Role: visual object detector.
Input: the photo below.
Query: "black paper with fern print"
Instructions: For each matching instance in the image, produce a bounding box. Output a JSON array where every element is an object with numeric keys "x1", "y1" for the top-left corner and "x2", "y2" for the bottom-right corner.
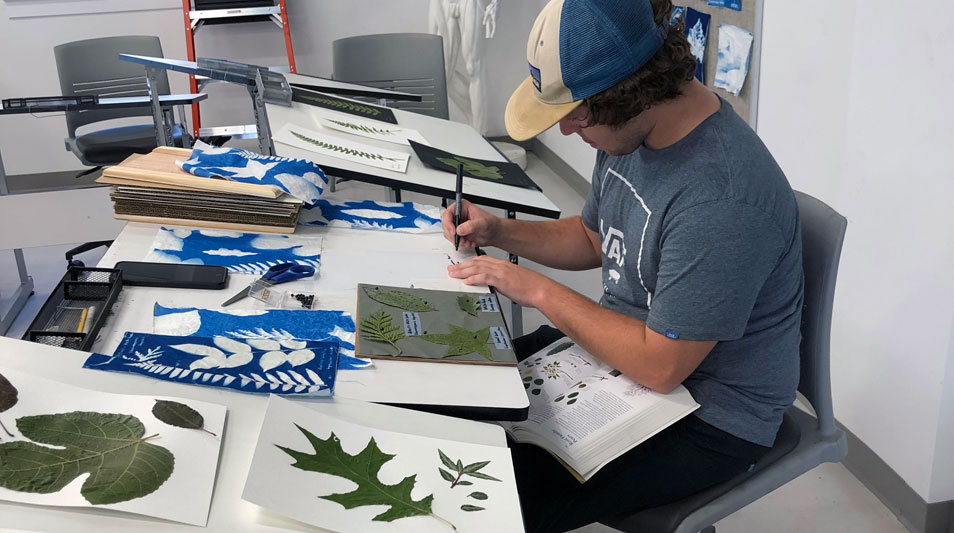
[
  {"x1": 291, "y1": 87, "x2": 398, "y2": 124},
  {"x1": 408, "y1": 140, "x2": 541, "y2": 191}
]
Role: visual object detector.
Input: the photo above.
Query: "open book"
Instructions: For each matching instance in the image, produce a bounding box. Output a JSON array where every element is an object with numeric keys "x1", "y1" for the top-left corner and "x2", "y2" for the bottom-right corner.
[{"x1": 500, "y1": 337, "x2": 699, "y2": 482}]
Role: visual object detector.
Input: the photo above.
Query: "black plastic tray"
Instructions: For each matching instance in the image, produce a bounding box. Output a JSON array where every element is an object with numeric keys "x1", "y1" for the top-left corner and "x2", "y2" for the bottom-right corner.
[{"x1": 25, "y1": 267, "x2": 122, "y2": 352}]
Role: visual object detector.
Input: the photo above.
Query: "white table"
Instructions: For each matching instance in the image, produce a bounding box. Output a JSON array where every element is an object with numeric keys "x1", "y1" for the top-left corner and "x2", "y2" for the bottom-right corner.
[
  {"x1": 0, "y1": 336, "x2": 509, "y2": 532},
  {"x1": 91, "y1": 222, "x2": 530, "y2": 421}
]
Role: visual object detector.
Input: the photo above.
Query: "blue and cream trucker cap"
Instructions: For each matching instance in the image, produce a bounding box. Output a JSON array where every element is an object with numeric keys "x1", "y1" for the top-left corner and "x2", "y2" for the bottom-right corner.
[{"x1": 505, "y1": 0, "x2": 669, "y2": 141}]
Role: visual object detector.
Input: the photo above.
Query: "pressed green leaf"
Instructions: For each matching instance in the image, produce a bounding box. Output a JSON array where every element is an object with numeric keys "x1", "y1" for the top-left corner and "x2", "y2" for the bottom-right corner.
[
  {"x1": 277, "y1": 426, "x2": 455, "y2": 528},
  {"x1": 464, "y1": 470, "x2": 502, "y2": 482},
  {"x1": 290, "y1": 130, "x2": 400, "y2": 163},
  {"x1": 456, "y1": 294, "x2": 480, "y2": 317},
  {"x1": 360, "y1": 310, "x2": 405, "y2": 355},
  {"x1": 438, "y1": 449, "x2": 457, "y2": 471},
  {"x1": 439, "y1": 468, "x2": 456, "y2": 482},
  {"x1": 0, "y1": 373, "x2": 17, "y2": 438},
  {"x1": 421, "y1": 325, "x2": 492, "y2": 360},
  {"x1": 436, "y1": 156, "x2": 503, "y2": 180},
  {"x1": 152, "y1": 400, "x2": 216, "y2": 437},
  {"x1": 462, "y1": 460, "x2": 491, "y2": 474},
  {"x1": 455, "y1": 459, "x2": 463, "y2": 471},
  {"x1": 533, "y1": 379, "x2": 544, "y2": 386},
  {"x1": 0, "y1": 411, "x2": 174, "y2": 504},
  {"x1": 468, "y1": 491, "x2": 488, "y2": 500},
  {"x1": 460, "y1": 504, "x2": 486, "y2": 512},
  {"x1": 327, "y1": 119, "x2": 397, "y2": 136},
  {"x1": 456, "y1": 480, "x2": 473, "y2": 486},
  {"x1": 364, "y1": 287, "x2": 437, "y2": 312},
  {"x1": 546, "y1": 341, "x2": 575, "y2": 356},
  {"x1": 297, "y1": 93, "x2": 382, "y2": 116}
]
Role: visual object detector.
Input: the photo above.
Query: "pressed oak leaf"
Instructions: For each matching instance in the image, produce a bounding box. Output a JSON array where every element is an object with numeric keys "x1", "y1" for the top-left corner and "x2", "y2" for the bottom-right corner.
[
  {"x1": 421, "y1": 325, "x2": 492, "y2": 360},
  {"x1": 0, "y1": 411, "x2": 173, "y2": 504},
  {"x1": 277, "y1": 425, "x2": 455, "y2": 529}
]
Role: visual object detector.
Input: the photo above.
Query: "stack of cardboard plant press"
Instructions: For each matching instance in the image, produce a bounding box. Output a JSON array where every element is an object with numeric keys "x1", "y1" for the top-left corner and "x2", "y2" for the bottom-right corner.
[{"x1": 97, "y1": 146, "x2": 303, "y2": 234}]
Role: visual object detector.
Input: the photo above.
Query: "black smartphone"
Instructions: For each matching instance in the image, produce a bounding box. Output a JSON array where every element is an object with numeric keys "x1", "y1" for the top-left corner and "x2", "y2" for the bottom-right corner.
[{"x1": 115, "y1": 261, "x2": 229, "y2": 290}]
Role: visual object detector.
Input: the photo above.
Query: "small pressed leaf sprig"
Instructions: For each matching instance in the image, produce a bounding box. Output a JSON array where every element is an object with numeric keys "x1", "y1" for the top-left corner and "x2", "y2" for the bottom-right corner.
[
  {"x1": 291, "y1": 130, "x2": 400, "y2": 163},
  {"x1": 360, "y1": 310, "x2": 405, "y2": 355},
  {"x1": 438, "y1": 449, "x2": 500, "y2": 513}
]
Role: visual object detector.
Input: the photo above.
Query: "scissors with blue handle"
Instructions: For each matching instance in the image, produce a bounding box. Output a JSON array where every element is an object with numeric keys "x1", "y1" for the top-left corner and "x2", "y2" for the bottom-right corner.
[{"x1": 221, "y1": 262, "x2": 315, "y2": 306}]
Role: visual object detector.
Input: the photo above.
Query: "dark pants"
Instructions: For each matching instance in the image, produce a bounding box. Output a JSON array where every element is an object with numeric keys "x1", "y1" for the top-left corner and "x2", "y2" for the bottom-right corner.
[{"x1": 511, "y1": 326, "x2": 770, "y2": 533}]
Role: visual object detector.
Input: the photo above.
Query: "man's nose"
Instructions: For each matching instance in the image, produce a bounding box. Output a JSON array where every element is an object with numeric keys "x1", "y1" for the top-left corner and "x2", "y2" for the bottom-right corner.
[{"x1": 559, "y1": 116, "x2": 579, "y2": 136}]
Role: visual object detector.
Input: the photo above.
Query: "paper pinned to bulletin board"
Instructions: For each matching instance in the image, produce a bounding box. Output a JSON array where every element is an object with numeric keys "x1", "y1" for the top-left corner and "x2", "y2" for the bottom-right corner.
[{"x1": 673, "y1": 0, "x2": 762, "y2": 127}]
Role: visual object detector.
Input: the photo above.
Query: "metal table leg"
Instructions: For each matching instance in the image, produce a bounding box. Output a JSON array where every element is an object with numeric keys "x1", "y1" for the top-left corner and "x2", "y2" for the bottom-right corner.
[{"x1": 0, "y1": 149, "x2": 35, "y2": 336}]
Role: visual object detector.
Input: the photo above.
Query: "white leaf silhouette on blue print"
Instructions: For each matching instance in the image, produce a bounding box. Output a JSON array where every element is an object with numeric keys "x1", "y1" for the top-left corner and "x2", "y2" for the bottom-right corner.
[
  {"x1": 145, "y1": 227, "x2": 322, "y2": 274},
  {"x1": 177, "y1": 142, "x2": 328, "y2": 205},
  {"x1": 151, "y1": 304, "x2": 372, "y2": 370},
  {"x1": 714, "y1": 24, "x2": 754, "y2": 96},
  {"x1": 299, "y1": 197, "x2": 442, "y2": 234},
  {"x1": 683, "y1": 8, "x2": 710, "y2": 82},
  {"x1": 83, "y1": 332, "x2": 340, "y2": 395}
]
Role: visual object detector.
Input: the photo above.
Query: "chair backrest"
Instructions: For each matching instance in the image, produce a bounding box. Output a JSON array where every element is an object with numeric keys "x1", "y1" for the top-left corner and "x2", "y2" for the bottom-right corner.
[
  {"x1": 332, "y1": 33, "x2": 449, "y2": 119},
  {"x1": 793, "y1": 190, "x2": 848, "y2": 438},
  {"x1": 54, "y1": 35, "x2": 170, "y2": 137}
]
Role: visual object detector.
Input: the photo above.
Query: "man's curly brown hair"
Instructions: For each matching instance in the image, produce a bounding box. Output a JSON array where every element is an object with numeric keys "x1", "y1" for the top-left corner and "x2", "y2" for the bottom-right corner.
[{"x1": 583, "y1": 0, "x2": 696, "y2": 128}]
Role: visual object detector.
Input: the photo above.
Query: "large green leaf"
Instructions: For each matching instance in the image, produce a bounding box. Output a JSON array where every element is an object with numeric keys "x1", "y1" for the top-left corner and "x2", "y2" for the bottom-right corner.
[
  {"x1": 0, "y1": 372, "x2": 17, "y2": 438},
  {"x1": 277, "y1": 425, "x2": 454, "y2": 529},
  {"x1": 364, "y1": 286, "x2": 437, "y2": 312},
  {"x1": 0, "y1": 411, "x2": 174, "y2": 504},
  {"x1": 421, "y1": 325, "x2": 493, "y2": 360}
]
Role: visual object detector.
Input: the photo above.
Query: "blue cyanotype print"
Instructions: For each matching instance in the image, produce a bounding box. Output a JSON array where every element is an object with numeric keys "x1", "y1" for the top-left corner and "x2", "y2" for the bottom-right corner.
[
  {"x1": 707, "y1": 0, "x2": 741, "y2": 11},
  {"x1": 85, "y1": 332, "x2": 340, "y2": 395},
  {"x1": 178, "y1": 143, "x2": 328, "y2": 205},
  {"x1": 714, "y1": 24, "x2": 754, "y2": 96},
  {"x1": 299, "y1": 196, "x2": 442, "y2": 234},
  {"x1": 152, "y1": 303, "x2": 372, "y2": 370},
  {"x1": 684, "y1": 8, "x2": 711, "y2": 83},
  {"x1": 145, "y1": 227, "x2": 322, "y2": 274}
]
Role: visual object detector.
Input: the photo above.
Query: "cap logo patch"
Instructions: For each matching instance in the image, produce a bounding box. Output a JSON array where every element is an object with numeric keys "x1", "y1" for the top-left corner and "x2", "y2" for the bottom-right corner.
[{"x1": 529, "y1": 63, "x2": 542, "y2": 93}]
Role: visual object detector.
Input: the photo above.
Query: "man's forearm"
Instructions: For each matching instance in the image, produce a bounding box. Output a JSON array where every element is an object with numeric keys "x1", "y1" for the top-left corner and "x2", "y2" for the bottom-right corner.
[{"x1": 491, "y1": 216, "x2": 600, "y2": 271}]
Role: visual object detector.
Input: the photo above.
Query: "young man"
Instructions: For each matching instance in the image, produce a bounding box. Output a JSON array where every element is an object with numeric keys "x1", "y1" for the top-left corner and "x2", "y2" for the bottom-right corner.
[{"x1": 442, "y1": 0, "x2": 803, "y2": 530}]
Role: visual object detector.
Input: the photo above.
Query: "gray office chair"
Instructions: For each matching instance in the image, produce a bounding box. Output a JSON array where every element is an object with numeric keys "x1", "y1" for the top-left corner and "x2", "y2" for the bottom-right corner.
[
  {"x1": 600, "y1": 190, "x2": 849, "y2": 533},
  {"x1": 332, "y1": 32, "x2": 449, "y2": 119},
  {"x1": 54, "y1": 35, "x2": 184, "y2": 177}
]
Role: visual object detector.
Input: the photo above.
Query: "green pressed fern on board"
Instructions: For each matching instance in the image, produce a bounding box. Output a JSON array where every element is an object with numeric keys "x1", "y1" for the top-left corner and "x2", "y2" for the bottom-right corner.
[
  {"x1": 298, "y1": 93, "x2": 382, "y2": 116},
  {"x1": 327, "y1": 119, "x2": 398, "y2": 136},
  {"x1": 360, "y1": 310, "x2": 405, "y2": 355},
  {"x1": 291, "y1": 130, "x2": 400, "y2": 163}
]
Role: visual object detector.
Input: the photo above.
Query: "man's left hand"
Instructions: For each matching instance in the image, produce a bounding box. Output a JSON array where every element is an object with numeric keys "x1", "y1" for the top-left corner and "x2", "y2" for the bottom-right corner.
[{"x1": 447, "y1": 256, "x2": 551, "y2": 308}]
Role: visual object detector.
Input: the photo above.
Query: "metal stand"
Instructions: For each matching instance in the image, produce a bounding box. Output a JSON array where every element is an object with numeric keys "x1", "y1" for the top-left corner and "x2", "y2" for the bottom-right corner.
[
  {"x1": 0, "y1": 149, "x2": 35, "y2": 336},
  {"x1": 145, "y1": 66, "x2": 174, "y2": 147},
  {"x1": 251, "y1": 69, "x2": 276, "y2": 156}
]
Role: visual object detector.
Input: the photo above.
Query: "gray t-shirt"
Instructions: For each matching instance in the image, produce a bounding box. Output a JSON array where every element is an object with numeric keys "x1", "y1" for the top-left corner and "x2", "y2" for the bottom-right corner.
[{"x1": 581, "y1": 98, "x2": 803, "y2": 446}]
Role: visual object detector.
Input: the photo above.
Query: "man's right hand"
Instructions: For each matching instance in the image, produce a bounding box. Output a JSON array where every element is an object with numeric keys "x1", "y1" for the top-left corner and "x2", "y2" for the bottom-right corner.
[{"x1": 442, "y1": 199, "x2": 501, "y2": 249}]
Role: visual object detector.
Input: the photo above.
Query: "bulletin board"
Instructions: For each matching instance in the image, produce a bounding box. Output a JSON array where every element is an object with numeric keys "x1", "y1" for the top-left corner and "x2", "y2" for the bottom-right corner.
[{"x1": 677, "y1": 0, "x2": 763, "y2": 127}]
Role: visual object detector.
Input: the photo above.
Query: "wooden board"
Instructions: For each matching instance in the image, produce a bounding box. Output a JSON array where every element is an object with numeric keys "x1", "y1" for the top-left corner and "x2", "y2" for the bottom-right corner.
[
  {"x1": 112, "y1": 214, "x2": 297, "y2": 234},
  {"x1": 102, "y1": 148, "x2": 283, "y2": 199}
]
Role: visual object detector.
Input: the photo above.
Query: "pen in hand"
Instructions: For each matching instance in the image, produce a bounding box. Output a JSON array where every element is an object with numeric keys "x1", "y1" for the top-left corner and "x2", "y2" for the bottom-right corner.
[{"x1": 454, "y1": 163, "x2": 463, "y2": 251}]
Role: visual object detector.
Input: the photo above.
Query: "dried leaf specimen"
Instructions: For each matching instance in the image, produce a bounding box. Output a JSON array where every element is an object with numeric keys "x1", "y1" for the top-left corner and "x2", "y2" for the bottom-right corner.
[
  {"x1": 0, "y1": 411, "x2": 174, "y2": 504},
  {"x1": 291, "y1": 130, "x2": 401, "y2": 163},
  {"x1": 0, "y1": 372, "x2": 17, "y2": 438},
  {"x1": 468, "y1": 491, "x2": 488, "y2": 500},
  {"x1": 326, "y1": 118, "x2": 398, "y2": 136},
  {"x1": 360, "y1": 311, "x2": 405, "y2": 355},
  {"x1": 546, "y1": 341, "x2": 575, "y2": 356},
  {"x1": 457, "y1": 294, "x2": 479, "y2": 317},
  {"x1": 296, "y1": 92, "x2": 384, "y2": 116},
  {"x1": 421, "y1": 325, "x2": 492, "y2": 360},
  {"x1": 438, "y1": 449, "x2": 502, "y2": 488},
  {"x1": 461, "y1": 504, "x2": 485, "y2": 512},
  {"x1": 436, "y1": 156, "x2": 503, "y2": 180},
  {"x1": 277, "y1": 426, "x2": 456, "y2": 530},
  {"x1": 152, "y1": 400, "x2": 217, "y2": 437},
  {"x1": 364, "y1": 286, "x2": 437, "y2": 312}
]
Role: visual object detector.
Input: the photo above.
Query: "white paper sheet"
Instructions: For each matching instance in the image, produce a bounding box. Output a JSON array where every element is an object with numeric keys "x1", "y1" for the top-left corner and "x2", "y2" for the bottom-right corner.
[
  {"x1": 274, "y1": 123, "x2": 410, "y2": 173},
  {"x1": 243, "y1": 395, "x2": 524, "y2": 533},
  {"x1": 0, "y1": 366, "x2": 226, "y2": 526},
  {"x1": 318, "y1": 116, "x2": 430, "y2": 147}
]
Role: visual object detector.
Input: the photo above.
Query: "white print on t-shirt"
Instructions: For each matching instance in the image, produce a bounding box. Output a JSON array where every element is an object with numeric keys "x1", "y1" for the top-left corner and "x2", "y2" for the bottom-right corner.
[{"x1": 600, "y1": 167, "x2": 653, "y2": 308}]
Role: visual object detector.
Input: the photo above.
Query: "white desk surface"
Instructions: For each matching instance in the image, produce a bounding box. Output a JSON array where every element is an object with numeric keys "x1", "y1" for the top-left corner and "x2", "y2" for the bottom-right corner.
[
  {"x1": 265, "y1": 99, "x2": 561, "y2": 219},
  {"x1": 0, "y1": 336, "x2": 508, "y2": 532},
  {"x1": 92, "y1": 222, "x2": 529, "y2": 419}
]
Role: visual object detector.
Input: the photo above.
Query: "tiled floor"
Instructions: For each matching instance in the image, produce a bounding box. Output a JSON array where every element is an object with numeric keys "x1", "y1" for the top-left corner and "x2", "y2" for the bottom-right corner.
[{"x1": 0, "y1": 153, "x2": 909, "y2": 532}]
